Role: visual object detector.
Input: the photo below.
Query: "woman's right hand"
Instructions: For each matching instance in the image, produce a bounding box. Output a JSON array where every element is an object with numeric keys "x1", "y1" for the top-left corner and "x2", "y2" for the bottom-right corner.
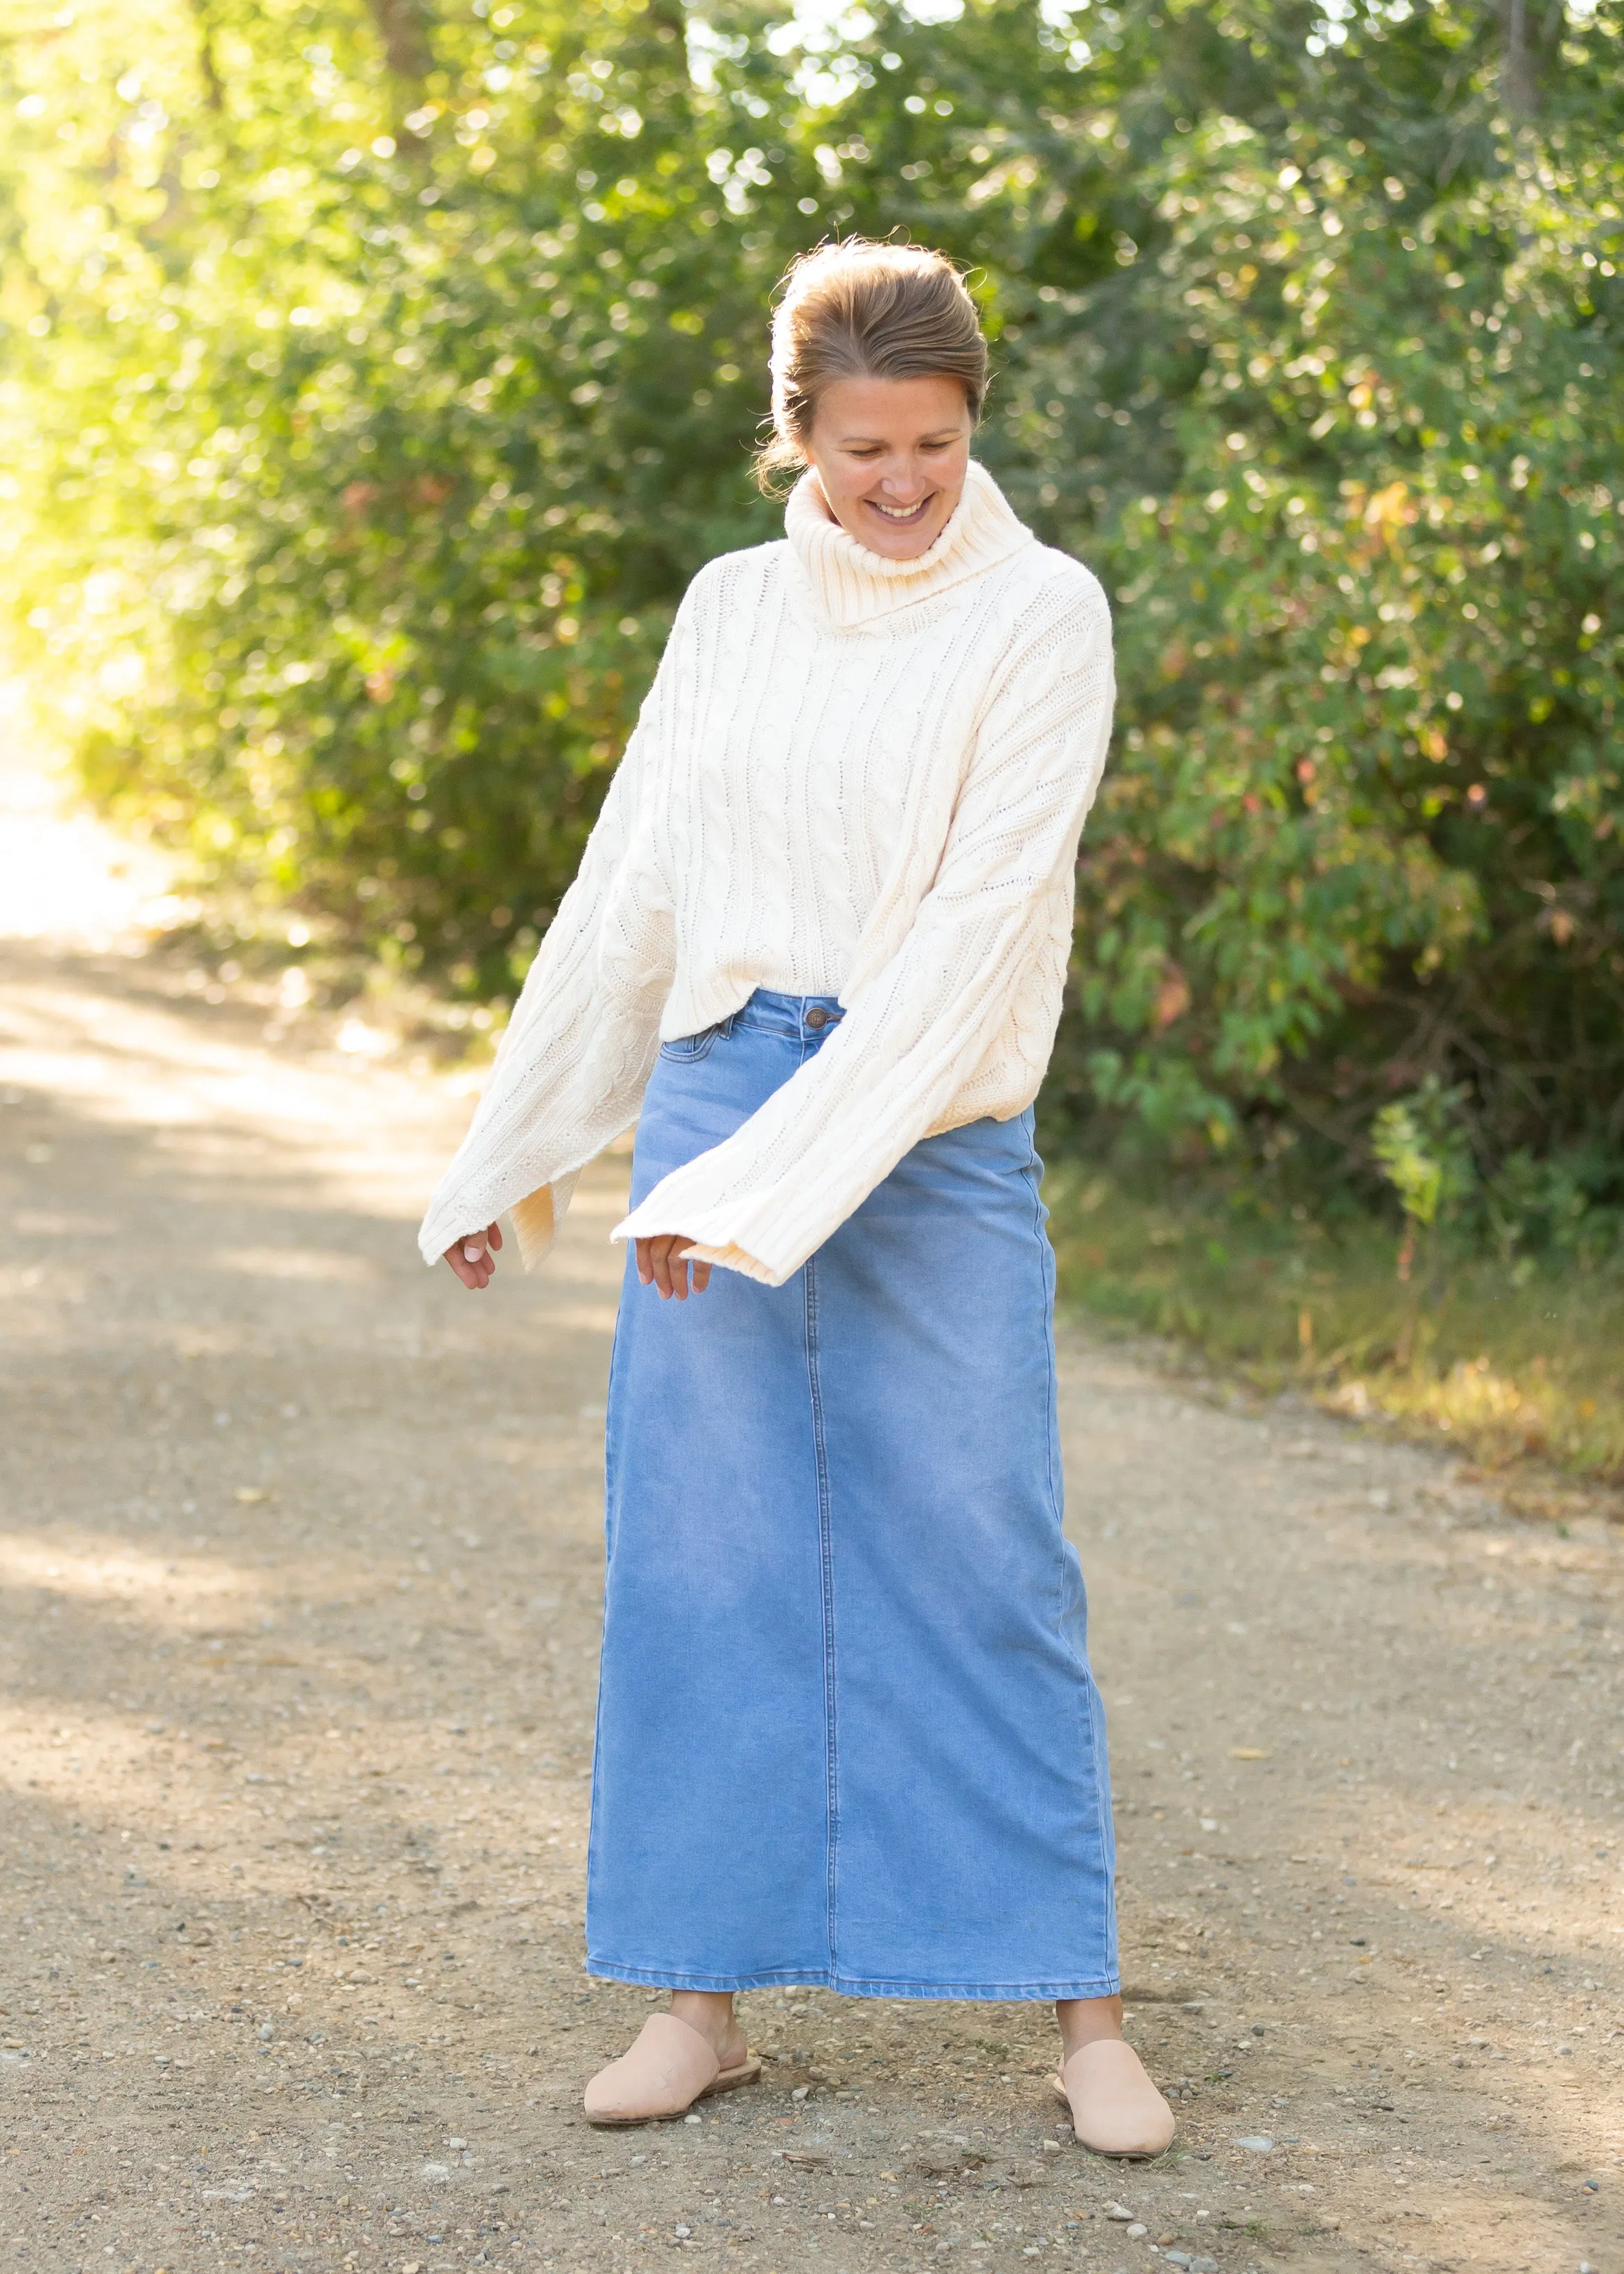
[{"x1": 444, "y1": 1222, "x2": 503, "y2": 1289}]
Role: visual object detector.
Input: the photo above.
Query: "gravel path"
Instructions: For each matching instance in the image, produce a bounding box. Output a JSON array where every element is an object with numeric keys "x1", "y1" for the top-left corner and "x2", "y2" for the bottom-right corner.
[{"x1": 1, "y1": 763, "x2": 1621, "y2": 2274}]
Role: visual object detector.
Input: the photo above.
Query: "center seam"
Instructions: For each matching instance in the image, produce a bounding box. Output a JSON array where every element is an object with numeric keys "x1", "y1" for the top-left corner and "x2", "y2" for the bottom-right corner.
[{"x1": 803, "y1": 1248, "x2": 839, "y2": 1981}]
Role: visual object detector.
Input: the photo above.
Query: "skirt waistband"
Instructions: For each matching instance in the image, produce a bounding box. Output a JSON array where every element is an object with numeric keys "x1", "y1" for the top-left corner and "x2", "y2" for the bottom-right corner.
[{"x1": 726, "y1": 988, "x2": 845, "y2": 1041}]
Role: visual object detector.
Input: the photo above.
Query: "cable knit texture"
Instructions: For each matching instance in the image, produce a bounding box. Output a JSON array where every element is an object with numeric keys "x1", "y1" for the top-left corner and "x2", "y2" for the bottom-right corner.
[{"x1": 417, "y1": 460, "x2": 1115, "y2": 1286}]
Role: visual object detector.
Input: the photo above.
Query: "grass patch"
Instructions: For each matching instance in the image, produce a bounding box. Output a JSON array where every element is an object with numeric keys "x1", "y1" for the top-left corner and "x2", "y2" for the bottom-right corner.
[{"x1": 1043, "y1": 1162, "x2": 1624, "y2": 1497}]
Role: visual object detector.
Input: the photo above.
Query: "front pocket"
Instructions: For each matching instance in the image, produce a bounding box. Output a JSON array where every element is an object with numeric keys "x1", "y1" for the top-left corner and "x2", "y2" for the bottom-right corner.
[{"x1": 658, "y1": 1024, "x2": 722, "y2": 1064}]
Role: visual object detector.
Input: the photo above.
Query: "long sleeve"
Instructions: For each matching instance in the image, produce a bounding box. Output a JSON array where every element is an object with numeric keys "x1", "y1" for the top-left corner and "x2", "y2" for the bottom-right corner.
[
  {"x1": 613, "y1": 569, "x2": 1114, "y2": 1287},
  {"x1": 417, "y1": 661, "x2": 676, "y2": 1269}
]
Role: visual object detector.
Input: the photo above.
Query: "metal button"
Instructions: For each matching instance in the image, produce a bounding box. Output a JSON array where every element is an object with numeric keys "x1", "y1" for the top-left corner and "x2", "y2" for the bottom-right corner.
[{"x1": 805, "y1": 1007, "x2": 830, "y2": 1031}]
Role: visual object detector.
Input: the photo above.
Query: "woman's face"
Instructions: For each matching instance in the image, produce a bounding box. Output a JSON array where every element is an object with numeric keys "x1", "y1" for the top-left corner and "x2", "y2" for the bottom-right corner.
[{"x1": 803, "y1": 373, "x2": 972, "y2": 560}]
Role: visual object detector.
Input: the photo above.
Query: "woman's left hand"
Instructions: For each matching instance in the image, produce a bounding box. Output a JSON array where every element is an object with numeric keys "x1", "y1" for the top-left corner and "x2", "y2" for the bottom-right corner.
[{"x1": 636, "y1": 1235, "x2": 711, "y2": 1300}]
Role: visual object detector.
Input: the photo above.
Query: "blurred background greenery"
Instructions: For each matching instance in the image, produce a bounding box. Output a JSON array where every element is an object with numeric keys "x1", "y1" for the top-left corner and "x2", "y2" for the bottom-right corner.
[{"x1": 2, "y1": 0, "x2": 1620, "y2": 1480}]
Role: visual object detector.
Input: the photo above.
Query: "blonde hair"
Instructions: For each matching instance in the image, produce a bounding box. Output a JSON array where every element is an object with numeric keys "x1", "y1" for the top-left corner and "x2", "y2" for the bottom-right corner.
[{"x1": 755, "y1": 239, "x2": 989, "y2": 493}]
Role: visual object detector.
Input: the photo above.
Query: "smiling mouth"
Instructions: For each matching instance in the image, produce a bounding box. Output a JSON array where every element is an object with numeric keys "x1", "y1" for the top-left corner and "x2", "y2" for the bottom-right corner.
[{"x1": 866, "y1": 495, "x2": 935, "y2": 523}]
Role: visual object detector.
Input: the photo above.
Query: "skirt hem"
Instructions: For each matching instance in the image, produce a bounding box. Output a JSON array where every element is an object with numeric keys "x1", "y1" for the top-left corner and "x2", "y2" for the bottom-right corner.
[{"x1": 585, "y1": 1957, "x2": 1122, "y2": 2002}]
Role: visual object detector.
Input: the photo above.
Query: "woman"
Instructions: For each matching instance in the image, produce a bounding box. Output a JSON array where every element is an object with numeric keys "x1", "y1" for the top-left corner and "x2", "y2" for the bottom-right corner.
[{"x1": 419, "y1": 241, "x2": 1173, "y2": 2160}]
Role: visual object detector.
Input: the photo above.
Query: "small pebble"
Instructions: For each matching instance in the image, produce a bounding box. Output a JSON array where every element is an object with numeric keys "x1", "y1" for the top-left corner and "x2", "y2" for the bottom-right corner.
[
  {"x1": 1236, "y1": 2134, "x2": 1275, "y2": 2152},
  {"x1": 1106, "y1": 2201, "x2": 1134, "y2": 2221},
  {"x1": 1125, "y1": 2221, "x2": 1147, "y2": 2239}
]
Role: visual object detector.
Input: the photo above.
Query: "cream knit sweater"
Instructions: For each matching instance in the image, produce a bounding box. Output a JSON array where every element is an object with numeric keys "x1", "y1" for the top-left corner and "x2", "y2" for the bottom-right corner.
[{"x1": 417, "y1": 460, "x2": 1115, "y2": 1287}]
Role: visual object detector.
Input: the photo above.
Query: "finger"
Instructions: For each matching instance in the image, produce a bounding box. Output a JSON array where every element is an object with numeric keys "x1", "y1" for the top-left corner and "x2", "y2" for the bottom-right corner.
[
  {"x1": 651, "y1": 1239, "x2": 676, "y2": 1299},
  {"x1": 670, "y1": 1253, "x2": 689, "y2": 1300},
  {"x1": 487, "y1": 1222, "x2": 504, "y2": 1252},
  {"x1": 636, "y1": 1238, "x2": 654, "y2": 1287},
  {"x1": 691, "y1": 1260, "x2": 712, "y2": 1294}
]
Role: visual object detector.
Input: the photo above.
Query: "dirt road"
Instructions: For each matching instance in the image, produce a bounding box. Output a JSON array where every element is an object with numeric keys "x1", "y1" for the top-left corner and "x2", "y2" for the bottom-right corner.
[{"x1": 1, "y1": 754, "x2": 1621, "y2": 2274}]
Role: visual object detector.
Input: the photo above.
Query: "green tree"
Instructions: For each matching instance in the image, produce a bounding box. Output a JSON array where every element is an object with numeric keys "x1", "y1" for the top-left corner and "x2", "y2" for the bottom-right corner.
[{"x1": 3, "y1": 0, "x2": 1621, "y2": 1238}]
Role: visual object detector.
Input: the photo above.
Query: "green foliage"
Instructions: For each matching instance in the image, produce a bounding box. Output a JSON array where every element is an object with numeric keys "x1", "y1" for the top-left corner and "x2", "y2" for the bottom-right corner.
[
  {"x1": 1032, "y1": 120, "x2": 1624, "y2": 1199},
  {"x1": 1042, "y1": 1159, "x2": 1624, "y2": 1485},
  {"x1": 1, "y1": 0, "x2": 1621, "y2": 1226},
  {"x1": 1372, "y1": 1078, "x2": 1474, "y2": 1235},
  {"x1": 1, "y1": 0, "x2": 795, "y2": 989}
]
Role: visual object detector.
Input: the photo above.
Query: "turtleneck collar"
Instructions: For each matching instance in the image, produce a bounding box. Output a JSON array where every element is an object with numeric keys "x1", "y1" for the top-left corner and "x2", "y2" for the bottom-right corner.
[{"x1": 784, "y1": 459, "x2": 1035, "y2": 632}]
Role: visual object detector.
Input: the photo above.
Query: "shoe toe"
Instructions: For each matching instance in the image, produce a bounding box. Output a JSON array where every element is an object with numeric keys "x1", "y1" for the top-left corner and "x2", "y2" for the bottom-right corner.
[
  {"x1": 1061, "y1": 2038, "x2": 1176, "y2": 2159},
  {"x1": 583, "y1": 2054, "x2": 638, "y2": 2122},
  {"x1": 582, "y1": 2013, "x2": 721, "y2": 2124}
]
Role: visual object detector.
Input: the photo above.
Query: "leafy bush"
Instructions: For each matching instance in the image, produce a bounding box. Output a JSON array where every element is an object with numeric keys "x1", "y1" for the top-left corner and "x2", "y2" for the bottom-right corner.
[
  {"x1": 1030, "y1": 126, "x2": 1624, "y2": 1206},
  {"x1": 2, "y1": 0, "x2": 1621, "y2": 1232}
]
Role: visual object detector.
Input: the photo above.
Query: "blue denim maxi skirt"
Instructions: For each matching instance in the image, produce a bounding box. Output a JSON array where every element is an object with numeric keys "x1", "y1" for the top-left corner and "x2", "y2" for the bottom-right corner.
[{"x1": 586, "y1": 989, "x2": 1119, "y2": 2001}]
